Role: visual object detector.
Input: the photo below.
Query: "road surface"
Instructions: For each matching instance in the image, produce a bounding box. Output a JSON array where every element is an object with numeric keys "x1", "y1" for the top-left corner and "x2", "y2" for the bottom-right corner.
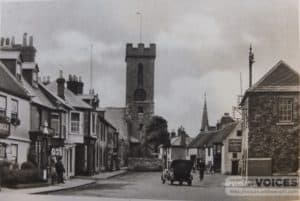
[{"x1": 53, "y1": 172, "x2": 299, "y2": 201}]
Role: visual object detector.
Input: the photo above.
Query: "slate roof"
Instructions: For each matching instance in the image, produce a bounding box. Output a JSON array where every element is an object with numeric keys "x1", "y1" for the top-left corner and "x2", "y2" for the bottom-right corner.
[
  {"x1": 22, "y1": 80, "x2": 56, "y2": 109},
  {"x1": 241, "y1": 60, "x2": 300, "y2": 105},
  {"x1": 189, "y1": 122, "x2": 238, "y2": 148},
  {"x1": 46, "y1": 81, "x2": 92, "y2": 110},
  {"x1": 0, "y1": 61, "x2": 29, "y2": 99}
]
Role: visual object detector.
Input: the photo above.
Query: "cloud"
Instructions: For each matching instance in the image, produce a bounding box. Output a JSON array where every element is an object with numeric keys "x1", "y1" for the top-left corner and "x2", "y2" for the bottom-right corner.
[{"x1": 0, "y1": 0, "x2": 298, "y2": 136}]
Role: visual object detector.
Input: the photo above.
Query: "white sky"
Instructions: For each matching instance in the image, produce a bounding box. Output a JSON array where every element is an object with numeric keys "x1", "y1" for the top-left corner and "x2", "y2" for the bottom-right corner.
[{"x1": 0, "y1": 0, "x2": 299, "y2": 136}]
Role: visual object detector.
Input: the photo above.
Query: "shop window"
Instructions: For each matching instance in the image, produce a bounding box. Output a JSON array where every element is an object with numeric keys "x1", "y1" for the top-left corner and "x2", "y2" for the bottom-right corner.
[
  {"x1": 70, "y1": 112, "x2": 80, "y2": 133},
  {"x1": 278, "y1": 97, "x2": 293, "y2": 122},
  {"x1": 0, "y1": 95, "x2": 7, "y2": 118}
]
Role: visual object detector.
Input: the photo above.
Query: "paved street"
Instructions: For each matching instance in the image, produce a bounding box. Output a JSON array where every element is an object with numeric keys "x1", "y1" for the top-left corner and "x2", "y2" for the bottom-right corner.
[{"x1": 52, "y1": 172, "x2": 299, "y2": 201}]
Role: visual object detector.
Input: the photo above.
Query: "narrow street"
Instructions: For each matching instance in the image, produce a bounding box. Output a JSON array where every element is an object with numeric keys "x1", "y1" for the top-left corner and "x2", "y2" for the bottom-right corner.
[{"x1": 52, "y1": 172, "x2": 298, "y2": 201}]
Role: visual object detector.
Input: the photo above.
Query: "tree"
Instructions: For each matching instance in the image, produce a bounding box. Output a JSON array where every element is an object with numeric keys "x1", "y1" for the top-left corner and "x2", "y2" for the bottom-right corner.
[{"x1": 140, "y1": 116, "x2": 170, "y2": 157}]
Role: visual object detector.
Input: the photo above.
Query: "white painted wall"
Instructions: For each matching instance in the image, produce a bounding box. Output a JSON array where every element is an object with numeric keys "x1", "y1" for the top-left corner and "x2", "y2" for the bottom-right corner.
[
  {"x1": 221, "y1": 122, "x2": 243, "y2": 174},
  {"x1": 0, "y1": 91, "x2": 30, "y2": 165}
]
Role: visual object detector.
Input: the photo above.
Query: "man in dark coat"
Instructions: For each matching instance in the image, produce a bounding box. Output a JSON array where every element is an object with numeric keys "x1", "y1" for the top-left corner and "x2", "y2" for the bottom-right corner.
[
  {"x1": 55, "y1": 156, "x2": 65, "y2": 184},
  {"x1": 197, "y1": 159, "x2": 206, "y2": 181}
]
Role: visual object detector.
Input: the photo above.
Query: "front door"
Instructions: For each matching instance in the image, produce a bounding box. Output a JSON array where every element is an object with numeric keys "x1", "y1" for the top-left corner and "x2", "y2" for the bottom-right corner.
[{"x1": 231, "y1": 160, "x2": 239, "y2": 175}]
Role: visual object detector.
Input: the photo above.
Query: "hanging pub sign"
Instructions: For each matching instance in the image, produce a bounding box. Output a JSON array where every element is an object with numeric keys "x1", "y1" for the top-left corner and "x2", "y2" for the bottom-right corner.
[
  {"x1": 228, "y1": 139, "x2": 242, "y2": 152},
  {"x1": 0, "y1": 121, "x2": 10, "y2": 137}
]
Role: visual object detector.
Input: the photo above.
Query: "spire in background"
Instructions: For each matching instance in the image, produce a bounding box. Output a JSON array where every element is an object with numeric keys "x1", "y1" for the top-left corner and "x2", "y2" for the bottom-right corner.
[{"x1": 200, "y1": 92, "x2": 209, "y2": 132}]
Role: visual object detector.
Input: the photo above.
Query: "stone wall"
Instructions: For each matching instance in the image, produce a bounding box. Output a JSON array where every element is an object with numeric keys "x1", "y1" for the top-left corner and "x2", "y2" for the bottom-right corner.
[
  {"x1": 128, "y1": 157, "x2": 162, "y2": 171},
  {"x1": 248, "y1": 92, "x2": 299, "y2": 174}
]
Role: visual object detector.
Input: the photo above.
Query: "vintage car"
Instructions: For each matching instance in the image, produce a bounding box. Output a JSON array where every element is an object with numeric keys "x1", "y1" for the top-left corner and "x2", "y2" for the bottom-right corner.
[{"x1": 161, "y1": 159, "x2": 193, "y2": 186}]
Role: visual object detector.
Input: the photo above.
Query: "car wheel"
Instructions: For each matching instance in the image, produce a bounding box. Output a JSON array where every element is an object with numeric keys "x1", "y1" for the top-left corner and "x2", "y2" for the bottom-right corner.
[
  {"x1": 162, "y1": 179, "x2": 165, "y2": 184},
  {"x1": 188, "y1": 180, "x2": 192, "y2": 186},
  {"x1": 179, "y1": 181, "x2": 183, "y2": 186},
  {"x1": 170, "y1": 180, "x2": 173, "y2": 185}
]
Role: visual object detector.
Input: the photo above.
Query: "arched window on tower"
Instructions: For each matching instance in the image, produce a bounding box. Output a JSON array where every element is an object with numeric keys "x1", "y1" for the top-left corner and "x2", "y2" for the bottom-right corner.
[
  {"x1": 134, "y1": 63, "x2": 146, "y2": 101},
  {"x1": 137, "y1": 63, "x2": 144, "y2": 88}
]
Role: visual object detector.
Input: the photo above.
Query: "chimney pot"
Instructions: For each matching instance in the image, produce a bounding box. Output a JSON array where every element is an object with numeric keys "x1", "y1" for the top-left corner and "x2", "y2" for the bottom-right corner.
[
  {"x1": 5, "y1": 38, "x2": 10, "y2": 46},
  {"x1": 29, "y1": 35, "x2": 33, "y2": 46},
  {"x1": 0, "y1": 37, "x2": 4, "y2": 46},
  {"x1": 11, "y1": 36, "x2": 15, "y2": 46}
]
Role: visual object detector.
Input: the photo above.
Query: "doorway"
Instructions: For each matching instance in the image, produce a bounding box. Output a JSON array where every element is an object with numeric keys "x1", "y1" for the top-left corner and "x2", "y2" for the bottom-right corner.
[{"x1": 231, "y1": 160, "x2": 239, "y2": 175}]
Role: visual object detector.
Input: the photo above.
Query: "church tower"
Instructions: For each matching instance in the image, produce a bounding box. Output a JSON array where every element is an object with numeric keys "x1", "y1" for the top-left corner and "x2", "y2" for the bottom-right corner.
[{"x1": 125, "y1": 43, "x2": 156, "y2": 156}]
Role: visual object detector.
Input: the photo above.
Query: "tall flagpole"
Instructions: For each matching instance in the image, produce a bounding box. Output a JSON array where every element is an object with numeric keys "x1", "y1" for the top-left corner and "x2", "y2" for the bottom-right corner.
[
  {"x1": 90, "y1": 44, "x2": 93, "y2": 92},
  {"x1": 137, "y1": 12, "x2": 142, "y2": 43}
]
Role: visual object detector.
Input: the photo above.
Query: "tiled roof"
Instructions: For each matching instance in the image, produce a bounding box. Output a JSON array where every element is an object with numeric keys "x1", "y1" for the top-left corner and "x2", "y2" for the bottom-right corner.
[
  {"x1": 206, "y1": 122, "x2": 239, "y2": 146},
  {"x1": 170, "y1": 136, "x2": 193, "y2": 147},
  {"x1": 188, "y1": 132, "x2": 212, "y2": 148},
  {"x1": 189, "y1": 122, "x2": 238, "y2": 148},
  {"x1": 22, "y1": 80, "x2": 56, "y2": 109},
  {"x1": 46, "y1": 81, "x2": 92, "y2": 109},
  {"x1": 0, "y1": 61, "x2": 29, "y2": 99}
]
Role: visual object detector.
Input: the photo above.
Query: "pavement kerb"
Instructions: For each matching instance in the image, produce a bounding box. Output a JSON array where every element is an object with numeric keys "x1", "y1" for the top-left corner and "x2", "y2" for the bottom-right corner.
[{"x1": 32, "y1": 180, "x2": 97, "y2": 195}]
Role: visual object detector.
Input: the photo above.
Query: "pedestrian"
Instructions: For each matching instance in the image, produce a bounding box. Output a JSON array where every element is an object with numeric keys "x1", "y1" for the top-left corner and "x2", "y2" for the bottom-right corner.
[
  {"x1": 197, "y1": 159, "x2": 205, "y2": 181},
  {"x1": 50, "y1": 158, "x2": 57, "y2": 185},
  {"x1": 209, "y1": 163, "x2": 215, "y2": 175},
  {"x1": 55, "y1": 156, "x2": 65, "y2": 184}
]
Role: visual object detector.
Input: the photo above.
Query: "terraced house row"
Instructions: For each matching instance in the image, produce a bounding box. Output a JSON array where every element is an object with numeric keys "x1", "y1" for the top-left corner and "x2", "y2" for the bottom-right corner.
[{"x1": 0, "y1": 33, "x2": 121, "y2": 182}]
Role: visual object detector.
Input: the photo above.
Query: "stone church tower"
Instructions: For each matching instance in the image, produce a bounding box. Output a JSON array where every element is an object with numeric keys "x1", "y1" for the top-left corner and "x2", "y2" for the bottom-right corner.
[{"x1": 125, "y1": 43, "x2": 156, "y2": 156}]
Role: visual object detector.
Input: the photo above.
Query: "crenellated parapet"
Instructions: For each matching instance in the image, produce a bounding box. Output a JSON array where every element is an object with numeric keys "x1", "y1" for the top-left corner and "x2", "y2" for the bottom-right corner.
[{"x1": 125, "y1": 43, "x2": 156, "y2": 60}]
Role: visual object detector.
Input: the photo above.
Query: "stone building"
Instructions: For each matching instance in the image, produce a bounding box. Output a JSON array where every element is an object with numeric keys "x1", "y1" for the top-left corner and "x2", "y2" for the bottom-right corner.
[
  {"x1": 125, "y1": 43, "x2": 156, "y2": 156},
  {"x1": 241, "y1": 60, "x2": 300, "y2": 176}
]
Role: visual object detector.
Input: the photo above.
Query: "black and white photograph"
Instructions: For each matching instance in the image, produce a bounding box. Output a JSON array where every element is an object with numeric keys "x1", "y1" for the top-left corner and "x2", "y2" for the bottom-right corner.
[{"x1": 0, "y1": 0, "x2": 299, "y2": 201}]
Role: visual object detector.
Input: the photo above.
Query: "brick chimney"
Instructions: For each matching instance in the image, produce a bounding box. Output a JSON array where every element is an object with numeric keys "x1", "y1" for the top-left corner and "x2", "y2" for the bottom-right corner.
[
  {"x1": 56, "y1": 70, "x2": 65, "y2": 99},
  {"x1": 67, "y1": 74, "x2": 84, "y2": 95}
]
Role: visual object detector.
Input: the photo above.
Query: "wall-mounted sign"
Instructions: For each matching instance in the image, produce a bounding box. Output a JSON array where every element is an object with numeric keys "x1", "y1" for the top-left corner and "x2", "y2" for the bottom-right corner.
[
  {"x1": 0, "y1": 122, "x2": 10, "y2": 137},
  {"x1": 228, "y1": 139, "x2": 242, "y2": 152},
  {"x1": 51, "y1": 147, "x2": 63, "y2": 156}
]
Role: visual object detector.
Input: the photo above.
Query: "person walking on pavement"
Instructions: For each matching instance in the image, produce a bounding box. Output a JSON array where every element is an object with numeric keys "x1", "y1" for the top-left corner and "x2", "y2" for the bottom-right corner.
[
  {"x1": 55, "y1": 156, "x2": 65, "y2": 184},
  {"x1": 197, "y1": 158, "x2": 206, "y2": 181}
]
